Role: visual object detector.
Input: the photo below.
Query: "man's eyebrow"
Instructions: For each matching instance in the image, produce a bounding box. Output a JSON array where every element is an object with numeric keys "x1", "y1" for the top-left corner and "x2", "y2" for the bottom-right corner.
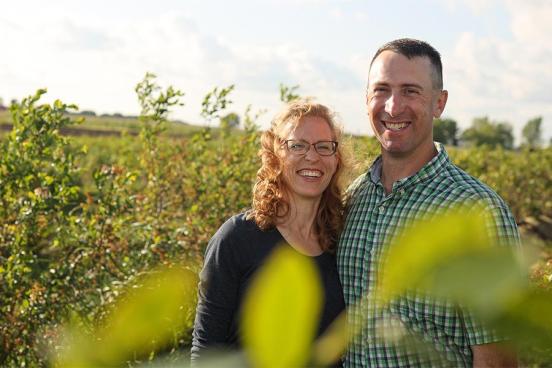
[
  {"x1": 369, "y1": 82, "x2": 389, "y2": 88},
  {"x1": 401, "y1": 83, "x2": 424, "y2": 89}
]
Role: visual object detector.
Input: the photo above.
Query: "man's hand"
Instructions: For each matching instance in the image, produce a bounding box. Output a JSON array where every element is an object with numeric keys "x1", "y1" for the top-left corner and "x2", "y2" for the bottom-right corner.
[{"x1": 472, "y1": 342, "x2": 517, "y2": 367}]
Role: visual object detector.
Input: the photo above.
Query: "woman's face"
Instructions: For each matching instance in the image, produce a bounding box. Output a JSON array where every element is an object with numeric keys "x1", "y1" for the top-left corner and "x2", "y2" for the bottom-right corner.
[{"x1": 278, "y1": 115, "x2": 338, "y2": 202}]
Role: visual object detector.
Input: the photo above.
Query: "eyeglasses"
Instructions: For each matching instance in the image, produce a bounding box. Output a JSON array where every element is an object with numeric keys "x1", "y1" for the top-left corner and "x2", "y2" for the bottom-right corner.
[{"x1": 281, "y1": 139, "x2": 338, "y2": 156}]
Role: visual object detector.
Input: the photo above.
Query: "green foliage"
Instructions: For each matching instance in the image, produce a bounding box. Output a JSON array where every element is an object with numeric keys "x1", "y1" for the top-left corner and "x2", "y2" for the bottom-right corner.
[
  {"x1": 378, "y1": 205, "x2": 496, "y2": 304},
  {"x1": 201, "y1": 85, "x2": 235, "y2": 125},
  {"x1": 460, "y1": 116, "x2": 514, "y2": 149},
  {"x1": 377, "y1": 207, "x2": 552, "y2": 361},
  {"x1": 0, "y1": 76, "x2": 263, "y2": 366},
  {"x1": 448, "y1": 146, "x2": 552, "y2": 220},
  {"x1": 522, "y1": 116, "x2": 543, "y2": 149},
  {"x1": 433, "y1": 117, "x2": 458, "y2": 146},
  {"x1": 279, "y1": 83, "x2": 300, "y2": 103},
  {"x1": 56, "y1": 266, "x2": 197, "y2": 367},
  {"x1": 220, "y1": 112, "x2": 240, "y2": 129},
  {"x1": 0, "y1": 90, "x2": 84, "y2": 366},
  {"x1": 1, "y1": 79, "x2": 551, "y2": 366},
  {"x1": 241, "y1": 246, "x2": 322, "y2": 367}
]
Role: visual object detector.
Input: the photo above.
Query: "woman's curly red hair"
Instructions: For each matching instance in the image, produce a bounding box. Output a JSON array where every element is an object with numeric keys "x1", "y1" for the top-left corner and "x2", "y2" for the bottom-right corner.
[{"x1": 246, "y1": 99, "x2": 350, "y2": 253}]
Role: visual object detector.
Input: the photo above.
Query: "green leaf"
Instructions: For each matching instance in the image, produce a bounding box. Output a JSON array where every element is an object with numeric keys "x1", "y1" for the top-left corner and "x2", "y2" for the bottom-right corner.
[
  {"x1": 241, "y1": 245, "x2": 322, "y2": 368},
  {"x1": 312, "y1": 310, "x2": 348, "y2": 366},
  {"x1": 379, "y1": 205, "x2": 495, "y2": 304},
  {"x1": 57, "y1": 266, "x2": 198, "y2": 367},
  {"x1": 494, "y1": 289, "x2": 552, "y2": 350}
]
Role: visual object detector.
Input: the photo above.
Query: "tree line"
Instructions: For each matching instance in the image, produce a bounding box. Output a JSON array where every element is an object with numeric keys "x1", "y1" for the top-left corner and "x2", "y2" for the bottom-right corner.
[
  {"x1": 434, "y1": 116, "x2": 546, "y2": 149},
  {"x1": 0, "y1": 96, "x2": 548, "y2": 149}
]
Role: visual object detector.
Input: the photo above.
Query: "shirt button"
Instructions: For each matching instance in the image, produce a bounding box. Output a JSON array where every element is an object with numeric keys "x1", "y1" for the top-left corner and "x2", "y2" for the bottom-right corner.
[
  {"x1": 378, "y1": 205, "x2": 385, "y2": 214},
  {"x1": 399, "y1": 188, "x2": 405, "y2": 195}
]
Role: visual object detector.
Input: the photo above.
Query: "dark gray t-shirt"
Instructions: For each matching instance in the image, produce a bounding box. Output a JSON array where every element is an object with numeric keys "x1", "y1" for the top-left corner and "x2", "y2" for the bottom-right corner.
[{"x1": 191, "y1": 212, "x2": 345, "y2": 362}]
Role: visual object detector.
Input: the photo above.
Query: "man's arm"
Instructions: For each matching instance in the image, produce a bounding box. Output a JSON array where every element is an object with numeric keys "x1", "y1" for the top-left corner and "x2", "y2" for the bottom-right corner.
[{"x1": 472, "y1": 342, "x2": 517, "y2": 368}]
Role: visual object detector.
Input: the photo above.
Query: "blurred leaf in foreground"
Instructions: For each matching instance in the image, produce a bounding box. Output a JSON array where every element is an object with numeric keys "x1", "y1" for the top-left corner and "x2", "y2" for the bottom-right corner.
[
  {"x1": 378, "y1": 204, "x2": 499, "y2": 305},
  {"x1": 241, "y1": 245, "x2": 322, "y2": 368},
  {"x1": 56, "y1": 266, "x2": 198, "y2": 367},
  {"x1": 378, "y1": 203, "x2": 552, "y2": 354},
  {"x1": 312, "y1": 311, "x2": 349, "y2": 366}
]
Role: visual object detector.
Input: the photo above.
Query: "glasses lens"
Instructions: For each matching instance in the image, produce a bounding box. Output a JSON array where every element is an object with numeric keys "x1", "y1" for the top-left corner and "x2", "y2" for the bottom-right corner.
[
  {"x1": 287, "y1": 140, "x2": 308, "y2": 153},
  {"x1": 314, "y1": 141, "x2": 336, "y2": 156}
]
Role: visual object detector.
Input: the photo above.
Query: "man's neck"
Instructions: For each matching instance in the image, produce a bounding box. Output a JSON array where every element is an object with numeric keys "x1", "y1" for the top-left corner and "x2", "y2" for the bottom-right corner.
[{"x1": 380, "y1": 144, "x2": 437, "y2": 194}]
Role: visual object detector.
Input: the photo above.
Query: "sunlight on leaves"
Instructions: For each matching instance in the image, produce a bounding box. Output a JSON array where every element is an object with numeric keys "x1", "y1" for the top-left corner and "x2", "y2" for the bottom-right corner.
[
  {"x1": 241, "y1": 245, "x2": 322, "y2": 368},
  {"x1": 312, "y1": 310, "x2": 348, "y2": 366},
  {"x1": 378, "y1": 204, "x2": 496, "y2": 304},
  {"x1": 495, "y1": 289, "x2": 552, "y2": 349},
  {"x1": 56, "y1": 266, "x2": 198, "y2": 367}
]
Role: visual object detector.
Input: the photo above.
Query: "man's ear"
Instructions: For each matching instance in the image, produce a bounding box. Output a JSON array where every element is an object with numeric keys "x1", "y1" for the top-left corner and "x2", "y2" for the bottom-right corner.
[{"x1": 433, "y1": 90, "x2": 448, "y2": 118}]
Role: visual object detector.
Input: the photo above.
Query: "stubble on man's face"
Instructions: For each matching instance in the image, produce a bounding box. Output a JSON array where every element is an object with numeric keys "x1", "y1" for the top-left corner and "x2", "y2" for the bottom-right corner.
[{"x1": 366, "y1": 51, "x2": 447, "y2": 159}]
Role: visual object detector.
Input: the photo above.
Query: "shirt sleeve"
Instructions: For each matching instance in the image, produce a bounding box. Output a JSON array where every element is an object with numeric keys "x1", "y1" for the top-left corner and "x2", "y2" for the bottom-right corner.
[
  {"x1": 463, "y1": 198, "x2": 521, "y2": 346},
  {"x1": 460, "y1": 307, "x2": 503, "y2": 345},
  {"x1": 191, "y1": 222, "x2": 241, "y2": 361}
]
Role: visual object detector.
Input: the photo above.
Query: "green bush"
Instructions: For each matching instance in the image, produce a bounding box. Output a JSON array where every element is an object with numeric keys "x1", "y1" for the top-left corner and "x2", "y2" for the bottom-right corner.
[{"x1": 0, "y1": 80, "x2": 550, "y2": 366}]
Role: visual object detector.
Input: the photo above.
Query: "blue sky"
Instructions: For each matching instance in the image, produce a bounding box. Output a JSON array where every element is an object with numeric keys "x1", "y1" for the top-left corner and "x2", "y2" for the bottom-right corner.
[{"x1": 1, "y1": 0, "x2": 551, "y2": 142}]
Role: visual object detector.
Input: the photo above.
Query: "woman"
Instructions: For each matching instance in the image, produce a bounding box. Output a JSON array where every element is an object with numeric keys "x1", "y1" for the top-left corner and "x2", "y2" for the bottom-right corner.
[{"x1": 191, "y1": 99, "x2": 349, "y2": 364}]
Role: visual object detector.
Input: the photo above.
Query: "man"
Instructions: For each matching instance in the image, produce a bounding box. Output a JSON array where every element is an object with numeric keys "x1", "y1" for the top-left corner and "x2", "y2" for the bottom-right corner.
[{"x1": 337, "y1": 38, "x2": 520, "y2": 367}]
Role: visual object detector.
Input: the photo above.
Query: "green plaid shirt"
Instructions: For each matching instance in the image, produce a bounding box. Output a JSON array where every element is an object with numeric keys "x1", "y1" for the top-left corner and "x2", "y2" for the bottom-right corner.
[{"x1": 337, "y1": 143, "x2": 520, "y2": 367}]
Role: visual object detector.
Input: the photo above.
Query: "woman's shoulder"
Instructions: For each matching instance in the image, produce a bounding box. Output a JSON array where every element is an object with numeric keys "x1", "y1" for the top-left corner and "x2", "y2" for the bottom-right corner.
[
  {"x1": 205, "y1": 212, "x2": 279, "y2": 262},
  {"x1": 214, "y1": 212, "x2": 260, "y2": 239},
  {"x1": 208, "y1": 212, "x2": 266, "y2": 252}
]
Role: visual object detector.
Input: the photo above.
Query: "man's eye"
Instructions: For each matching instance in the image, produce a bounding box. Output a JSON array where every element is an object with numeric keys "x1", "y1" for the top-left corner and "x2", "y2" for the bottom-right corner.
[
  {"x1": 405, "y1": 88, "x2": 420, "y2": 95},
  {"x1": 372, "y1": 87, "x2": 388, "y2": 95}
]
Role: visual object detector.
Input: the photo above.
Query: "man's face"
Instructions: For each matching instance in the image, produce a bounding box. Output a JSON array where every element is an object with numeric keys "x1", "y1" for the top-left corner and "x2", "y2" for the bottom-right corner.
[{"x1": 366, "y1": 50, "x2": 447, "y2": 158}]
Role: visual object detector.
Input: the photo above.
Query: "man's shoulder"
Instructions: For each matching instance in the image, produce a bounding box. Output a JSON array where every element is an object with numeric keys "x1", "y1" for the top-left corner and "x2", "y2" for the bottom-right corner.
[
  {"x1": 344, "y1": 172, "x2": 374, "y2": 203},
  {"x1": 438, "y1": 161, "x2": 509, "y2": 208}
]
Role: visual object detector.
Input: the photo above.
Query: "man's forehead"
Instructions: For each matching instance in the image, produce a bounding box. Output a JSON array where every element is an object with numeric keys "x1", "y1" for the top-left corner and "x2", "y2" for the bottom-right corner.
[{"x1": 368, "y1": 50, "x2": 433, "y2": 86}]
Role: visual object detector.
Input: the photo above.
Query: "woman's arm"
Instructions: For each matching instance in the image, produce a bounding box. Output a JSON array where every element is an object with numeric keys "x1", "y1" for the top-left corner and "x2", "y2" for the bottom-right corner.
[{"x1": 191, "y1": 225, "x2": 241, "y2": 361}]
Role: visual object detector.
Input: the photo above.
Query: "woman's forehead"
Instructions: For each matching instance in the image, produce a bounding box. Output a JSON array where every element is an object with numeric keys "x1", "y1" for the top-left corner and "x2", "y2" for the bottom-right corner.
[{"x1": 282, "y1": 116, "x2": 334, "y2": 139}]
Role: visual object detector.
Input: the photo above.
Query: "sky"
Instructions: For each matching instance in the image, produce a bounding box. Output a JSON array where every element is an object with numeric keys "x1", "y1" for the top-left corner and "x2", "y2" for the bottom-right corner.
[{"x1": 1, "y1": 0, "x2": 551, "y2": 143}]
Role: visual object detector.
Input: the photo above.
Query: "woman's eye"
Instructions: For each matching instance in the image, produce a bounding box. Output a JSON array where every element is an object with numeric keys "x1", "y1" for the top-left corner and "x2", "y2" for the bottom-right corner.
[{"x1": 290, "y1": 143, "x2": 306, "y2": 150}]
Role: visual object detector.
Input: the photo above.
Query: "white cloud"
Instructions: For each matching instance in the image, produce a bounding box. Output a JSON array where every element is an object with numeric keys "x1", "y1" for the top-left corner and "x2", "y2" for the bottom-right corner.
[
  {"x1": 1, "y1": 1, "x2": 550, "y2": 141},
  {"x1": 440, "y1": 0, "x2": 498, "y2": 15},
  {"x1": 443, "y1": 0, "x2": 552, "y2": 142},
  {"x1": 1, "y1": 11, "x2": 363, "y2": 130}
]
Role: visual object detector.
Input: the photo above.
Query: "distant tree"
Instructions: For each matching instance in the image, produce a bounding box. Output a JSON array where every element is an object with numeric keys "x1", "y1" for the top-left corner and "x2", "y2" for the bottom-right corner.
[
  {"x1": 521, "y1": 116, "x2": 542, "y2": 149},
  {"x1": 201, "y1": 85, "x2": 235, "y2": 125},
  {"x1": 433, "y1": 118, "x2": 458, "y2": 146},
  {"x1": 80, "y1": 110, "x2": 97, "y2": 117},
  {"x1": 220, "y1": 112, "x2": 240, "y2": 130},
  {"x1": 279, "y1": 83, "x2": 300, "y2": 103},
  {"x1": 460, "y1": 116, "x2": 514, "y2": 149},
  {"x1": 0, "y1": 96, "x2": 4, "y2": 106}
]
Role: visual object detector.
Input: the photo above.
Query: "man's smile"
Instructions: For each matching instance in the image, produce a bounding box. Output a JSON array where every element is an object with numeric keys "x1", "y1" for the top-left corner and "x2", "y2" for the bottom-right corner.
[{"x1": 382, "y1": 120, "x2": 411, "y2": 131}]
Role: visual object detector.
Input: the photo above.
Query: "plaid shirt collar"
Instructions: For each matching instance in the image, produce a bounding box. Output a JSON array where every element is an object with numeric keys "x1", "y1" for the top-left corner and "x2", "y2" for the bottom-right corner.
[{"x1": 369, "y1": 142, "x2": 450, "y2": 192}]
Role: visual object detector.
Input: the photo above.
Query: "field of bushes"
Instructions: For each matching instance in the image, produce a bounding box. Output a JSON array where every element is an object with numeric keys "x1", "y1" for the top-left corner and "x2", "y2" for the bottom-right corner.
[{"x1": 1, "y1": 77, "x2": 551, "y2": 366}]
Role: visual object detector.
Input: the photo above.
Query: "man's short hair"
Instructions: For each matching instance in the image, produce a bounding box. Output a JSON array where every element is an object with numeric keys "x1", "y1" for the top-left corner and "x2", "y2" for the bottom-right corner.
[{"x1": 369, "y1": 38, "x2": 444, "y2": 90}]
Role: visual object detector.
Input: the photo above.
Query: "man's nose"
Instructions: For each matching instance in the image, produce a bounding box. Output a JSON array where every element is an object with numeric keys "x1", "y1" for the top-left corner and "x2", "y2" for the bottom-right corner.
[{"x1": 384, "y1": 93, "x2": 404, "y2": 117}]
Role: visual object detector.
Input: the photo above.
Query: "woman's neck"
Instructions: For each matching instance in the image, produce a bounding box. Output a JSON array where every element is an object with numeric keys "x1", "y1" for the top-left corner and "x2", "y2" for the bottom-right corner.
[{"x1": 276, "y1": 195, "x2": 322, "y2": 256}]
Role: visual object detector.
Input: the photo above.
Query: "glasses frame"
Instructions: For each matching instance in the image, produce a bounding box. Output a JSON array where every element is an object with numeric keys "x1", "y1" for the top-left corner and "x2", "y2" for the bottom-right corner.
[{"x1": 281, "y1": 139, "x2": 338, "y2": 156}]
